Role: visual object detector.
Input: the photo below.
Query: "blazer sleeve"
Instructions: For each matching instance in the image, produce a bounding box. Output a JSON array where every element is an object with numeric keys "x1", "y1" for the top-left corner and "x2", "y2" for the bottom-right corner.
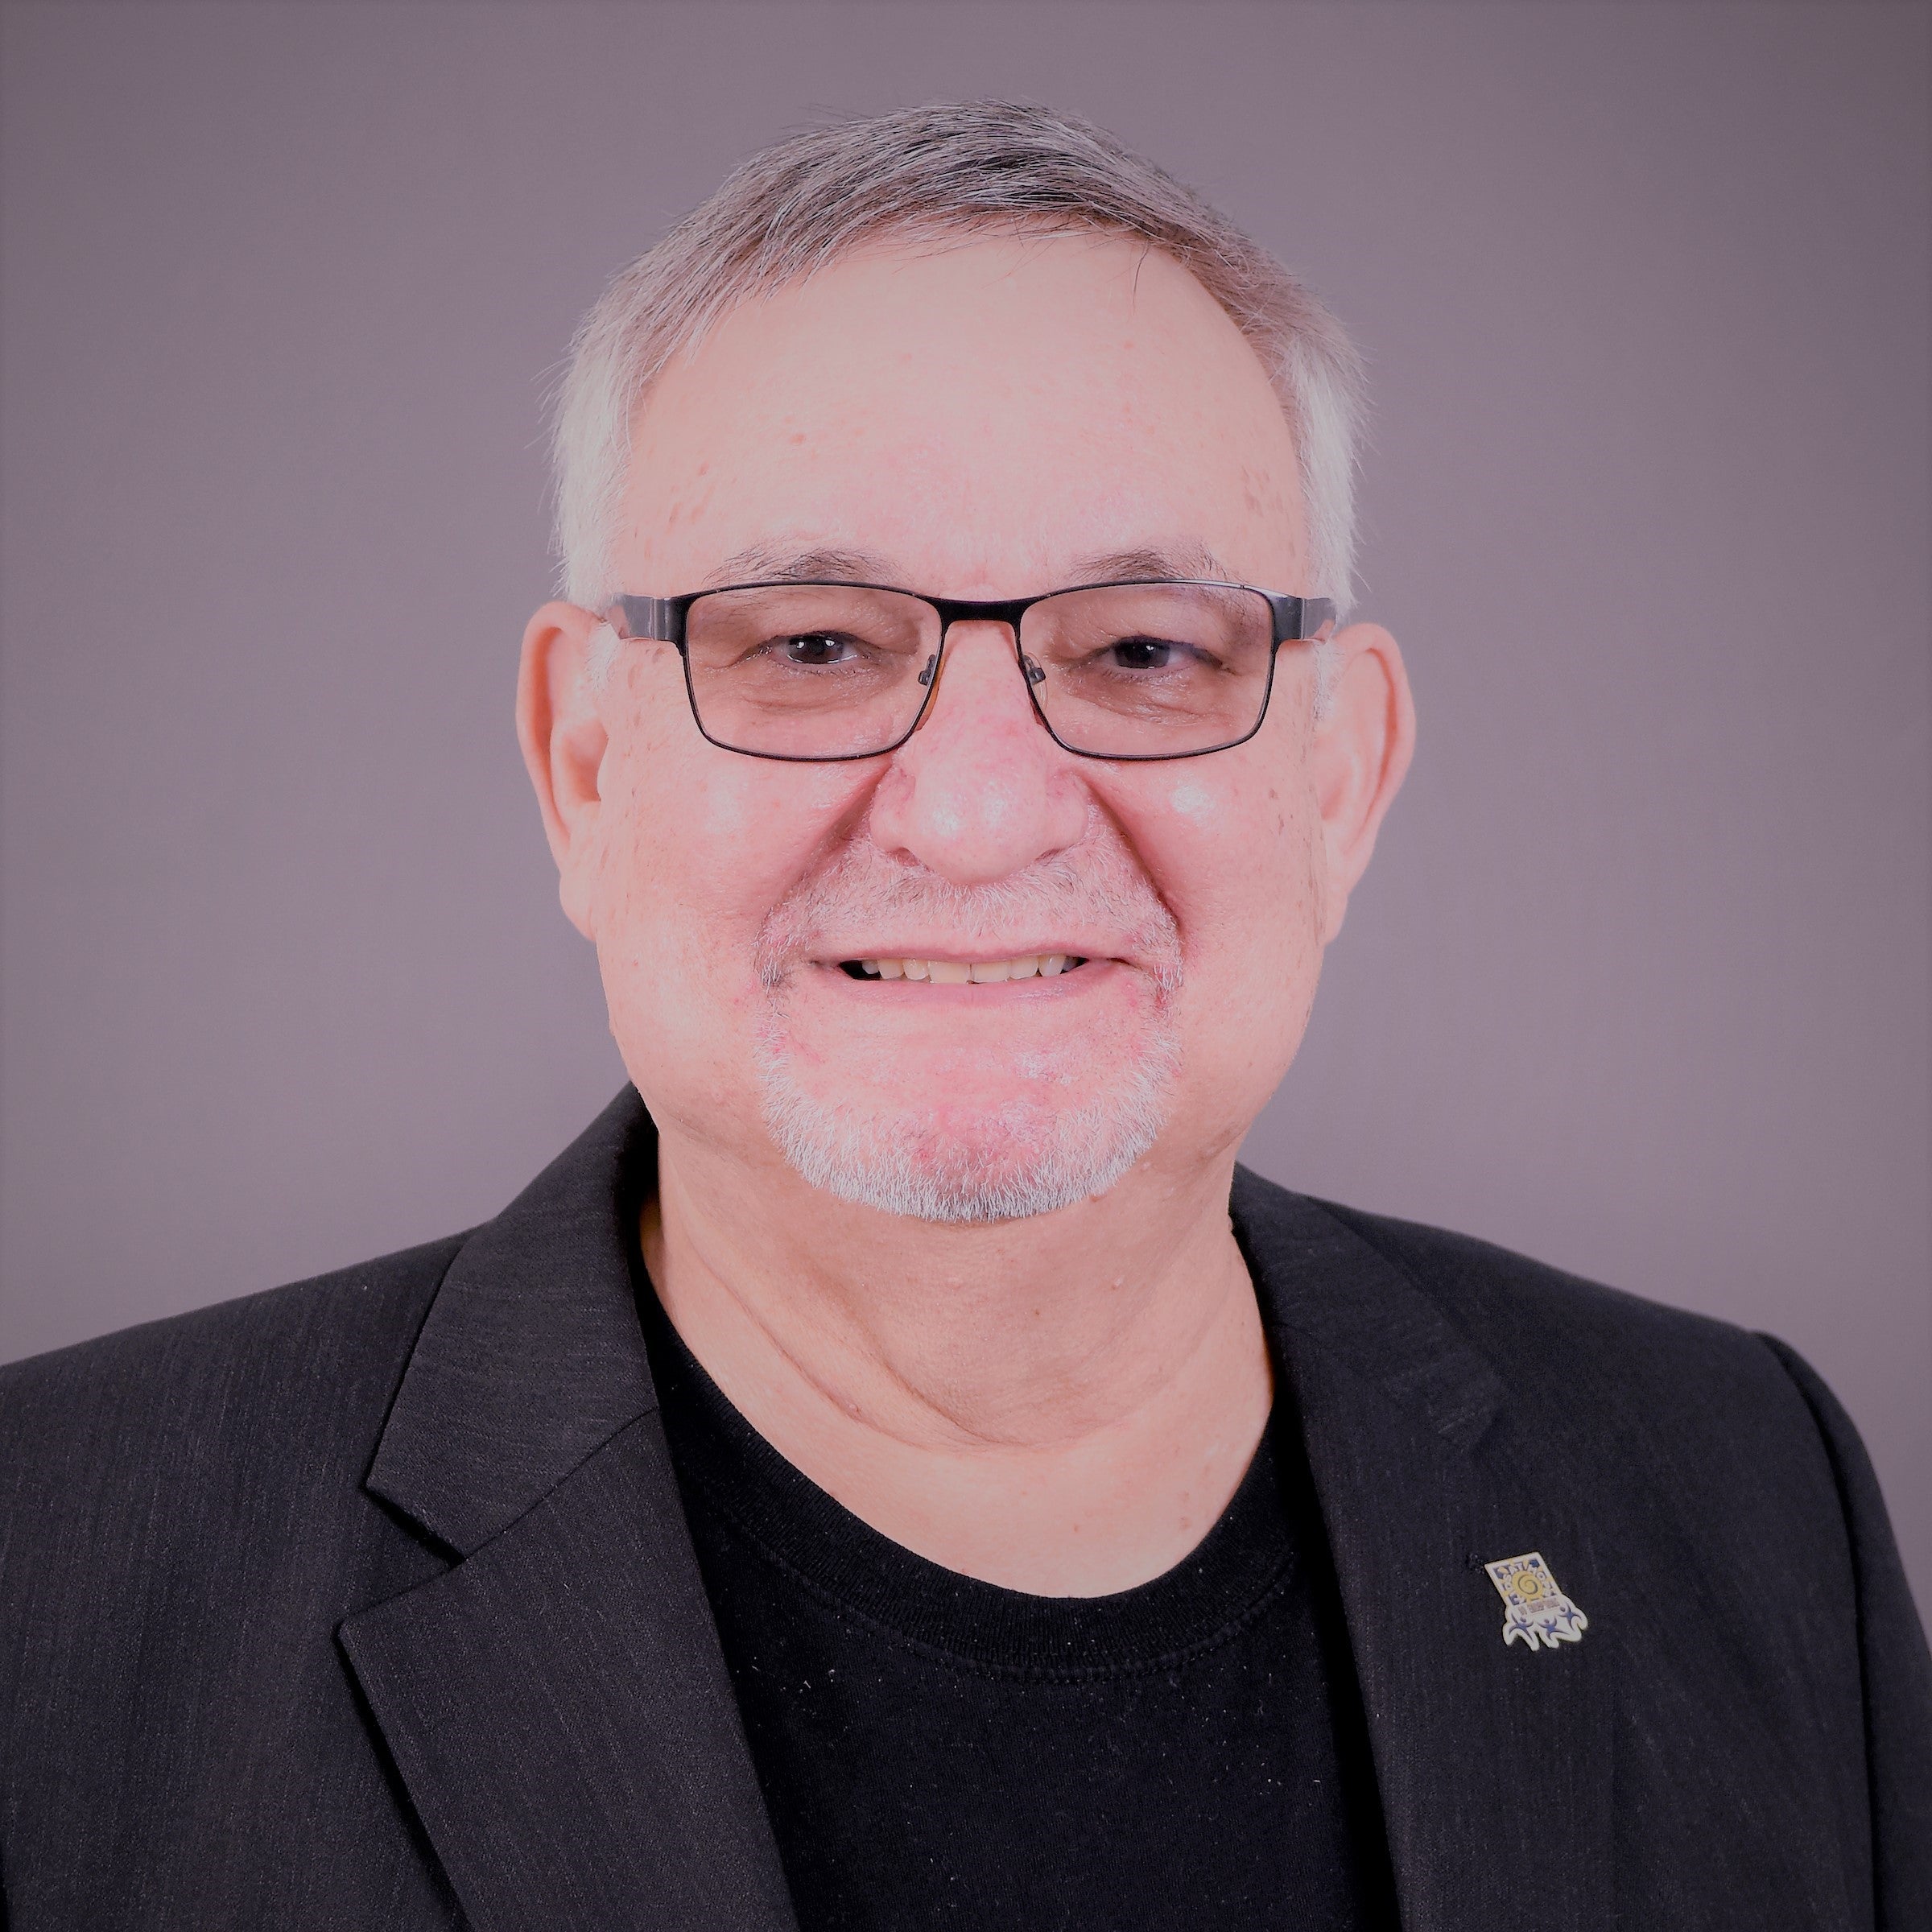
[{"x1": 1758, "y1": 1334, "x2": 1932, "y2": 1932}]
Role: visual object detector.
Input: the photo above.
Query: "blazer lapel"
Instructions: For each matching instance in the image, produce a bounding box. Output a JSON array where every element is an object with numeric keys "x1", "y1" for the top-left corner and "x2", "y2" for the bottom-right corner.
[
  {"x1": 1233, "y1": 1170, "x2": 1615, "y2": 1932},
  {"x1": 339, "y1": 1091, "x2": 796, "y2": 1932}
]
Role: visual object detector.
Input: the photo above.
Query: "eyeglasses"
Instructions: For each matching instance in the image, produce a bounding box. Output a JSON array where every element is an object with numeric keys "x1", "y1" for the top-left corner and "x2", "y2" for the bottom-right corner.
[{"x1": 603, "y1": 578, "x2": 1336, "y2": 763}]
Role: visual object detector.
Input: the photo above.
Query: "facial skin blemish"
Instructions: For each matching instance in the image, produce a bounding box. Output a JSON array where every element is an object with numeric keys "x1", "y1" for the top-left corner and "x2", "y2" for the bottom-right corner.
[{"x1": 1166, "y1": 778, "x2": 1219, "y2": 825}]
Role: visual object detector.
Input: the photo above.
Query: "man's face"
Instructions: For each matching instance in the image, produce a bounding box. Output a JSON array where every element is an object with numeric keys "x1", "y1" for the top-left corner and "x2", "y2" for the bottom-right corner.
[{"x1": 524, "y1": 233, "x2": 1408, "y2": 1220}]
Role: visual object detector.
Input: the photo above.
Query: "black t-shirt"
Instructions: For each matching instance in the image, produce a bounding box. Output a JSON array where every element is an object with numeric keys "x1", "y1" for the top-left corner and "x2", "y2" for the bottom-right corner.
[{"x1": 636, "y1": 1280, "x2": 1395, "y2": 1930}]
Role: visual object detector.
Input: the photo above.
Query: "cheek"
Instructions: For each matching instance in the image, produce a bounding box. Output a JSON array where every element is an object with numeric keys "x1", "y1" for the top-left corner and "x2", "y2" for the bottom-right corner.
[
  {"x1": 585, "y1": 697, "x2": 865, "y2": 1048},
  {"x1": 1108, "y1": 754, "x2": 1327, "y2": 1121},
  {"x1": 588, "y1": 667, "x2": 759, "y2": 955},
  {"x1": 1130, "y1": 762, "x2": 1323, "y2": 967},
  {"x1": 589, "y1": 731, "x2": 804, "y2": 1122}
]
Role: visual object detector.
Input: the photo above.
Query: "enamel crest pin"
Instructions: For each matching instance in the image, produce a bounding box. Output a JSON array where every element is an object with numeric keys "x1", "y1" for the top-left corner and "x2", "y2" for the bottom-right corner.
[{"x1": 1484, "y1": 1551, "x2": 1588, "y2": 1650}]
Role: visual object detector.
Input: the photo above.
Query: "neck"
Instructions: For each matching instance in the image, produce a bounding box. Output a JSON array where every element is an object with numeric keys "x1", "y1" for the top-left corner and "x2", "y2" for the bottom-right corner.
[{"x1": 642, "y1": 1130, "x2": 1272, "y2": 1595}]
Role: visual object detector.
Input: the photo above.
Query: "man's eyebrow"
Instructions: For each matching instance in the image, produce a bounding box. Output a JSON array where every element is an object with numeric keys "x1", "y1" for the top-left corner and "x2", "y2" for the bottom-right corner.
[
  {"x1": 1068, "y1": 543, "x2": 1234, "y2": 584},
  {"x1": 700, "y1": 540, "x2": 1239, "y2": 593},
  {"x1": 704, "y1": 543, "x2": 897, "y2": 588}
]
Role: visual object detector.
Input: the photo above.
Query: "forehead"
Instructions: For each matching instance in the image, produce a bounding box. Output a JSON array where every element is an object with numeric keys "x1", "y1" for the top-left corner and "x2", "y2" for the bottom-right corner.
[{"x1": 617, "y1": 232, "x2": 1308, "y2": 597}]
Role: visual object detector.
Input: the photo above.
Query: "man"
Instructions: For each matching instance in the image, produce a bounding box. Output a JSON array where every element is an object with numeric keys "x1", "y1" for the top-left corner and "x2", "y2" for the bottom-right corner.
[{"x1": 2, "y1": 101, "x2": 1926, "y2": 1931}]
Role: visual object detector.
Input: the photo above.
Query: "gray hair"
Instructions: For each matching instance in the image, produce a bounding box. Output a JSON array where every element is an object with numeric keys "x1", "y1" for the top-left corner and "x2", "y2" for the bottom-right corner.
[{"x1": 552, "y1": 100, "x2": 1366, "y2": 627}]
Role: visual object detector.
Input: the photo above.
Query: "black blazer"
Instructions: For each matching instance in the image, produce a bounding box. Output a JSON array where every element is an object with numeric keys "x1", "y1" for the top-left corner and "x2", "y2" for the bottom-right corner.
[{"x1": 2, "y1": 1089, "x2": 1927, "y2": 1930}]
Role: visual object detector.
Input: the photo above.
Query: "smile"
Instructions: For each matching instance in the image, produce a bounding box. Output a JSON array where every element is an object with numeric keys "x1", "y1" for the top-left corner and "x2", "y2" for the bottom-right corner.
[{"x1": 837, "y1": 955, "x2": 1092, "y2": 983}]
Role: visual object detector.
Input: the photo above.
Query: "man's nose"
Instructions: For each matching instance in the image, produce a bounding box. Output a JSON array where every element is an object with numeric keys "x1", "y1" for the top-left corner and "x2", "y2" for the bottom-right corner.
[{"x1": 866, "y1": 622, "x2": 1088, "y2": 886}]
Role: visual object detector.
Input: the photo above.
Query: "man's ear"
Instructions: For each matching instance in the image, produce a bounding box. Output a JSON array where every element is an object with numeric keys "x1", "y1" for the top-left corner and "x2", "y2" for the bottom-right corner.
[
  {"x1": 517, "y1": 600, "x2": 609, "y2": 941},
  {"x1": 1310, "y1": 621, "x2": 1416, "y2": 945}
]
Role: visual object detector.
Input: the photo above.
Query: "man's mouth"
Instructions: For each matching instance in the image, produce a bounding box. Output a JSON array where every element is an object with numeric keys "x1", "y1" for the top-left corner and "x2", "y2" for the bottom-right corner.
[{"x1": 836, "y1": 954, "x2": 1092, "y2": 983}]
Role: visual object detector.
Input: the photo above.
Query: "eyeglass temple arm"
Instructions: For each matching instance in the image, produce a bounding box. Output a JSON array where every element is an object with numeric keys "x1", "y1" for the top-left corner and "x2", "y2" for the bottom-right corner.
[
  {"x1": 606, "y1": 595, "x2": 684, "y2": 646},
  {"x1": 1269, "y1": 594, "x2": 1337, "y2": 645}
]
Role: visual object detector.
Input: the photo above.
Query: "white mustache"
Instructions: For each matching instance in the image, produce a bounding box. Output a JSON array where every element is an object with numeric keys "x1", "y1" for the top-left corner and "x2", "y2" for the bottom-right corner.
[{"x1": 754, "y1": 836, "x2": 1184, "y2": 995}]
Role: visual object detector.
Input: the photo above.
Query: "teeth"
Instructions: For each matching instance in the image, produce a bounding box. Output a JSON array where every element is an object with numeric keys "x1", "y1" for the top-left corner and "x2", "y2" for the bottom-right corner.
[{"x1": 852, "y1": 954, "x2": 1083, "y2": 982}]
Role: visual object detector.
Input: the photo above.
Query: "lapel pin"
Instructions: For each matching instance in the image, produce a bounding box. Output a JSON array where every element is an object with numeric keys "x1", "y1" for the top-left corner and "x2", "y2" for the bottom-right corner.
[{"x1": 1484, "y1": 1551, "x2": 1588, "y2": 1650}]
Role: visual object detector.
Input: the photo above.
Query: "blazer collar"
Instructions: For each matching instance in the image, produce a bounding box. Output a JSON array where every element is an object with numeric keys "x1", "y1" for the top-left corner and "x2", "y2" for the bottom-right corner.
[
  {"x1": 365, "y1": 1087, "x2": 662, "y2": 1554},
  {"x1": 1231, "y1": 1165, "x2": 1506, "y2": 1454},
  {"x1": 365, "y1": 1103, "x2": 1509, "y2": 1562}
]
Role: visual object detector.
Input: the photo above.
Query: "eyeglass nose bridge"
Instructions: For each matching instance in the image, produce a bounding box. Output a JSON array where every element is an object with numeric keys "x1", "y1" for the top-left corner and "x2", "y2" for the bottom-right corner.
[{"x1": 905, "y1": 600, "x2": 1053, "y2": 739}]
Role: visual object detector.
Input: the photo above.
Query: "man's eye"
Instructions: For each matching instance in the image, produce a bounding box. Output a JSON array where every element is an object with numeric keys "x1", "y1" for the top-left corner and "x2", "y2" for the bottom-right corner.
[
  {"x1": 1108, "y1": 637, "x2": 1176, "y2": 671},
  {"x1": 775, "y1": 632, "x2": 856, "y2": 667}
]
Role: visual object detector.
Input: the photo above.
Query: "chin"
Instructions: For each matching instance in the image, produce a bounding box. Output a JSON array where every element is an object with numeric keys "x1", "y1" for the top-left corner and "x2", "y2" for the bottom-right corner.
[{"x1": 756, "y1": 1050, "x2": 1180, "y2": 1224}]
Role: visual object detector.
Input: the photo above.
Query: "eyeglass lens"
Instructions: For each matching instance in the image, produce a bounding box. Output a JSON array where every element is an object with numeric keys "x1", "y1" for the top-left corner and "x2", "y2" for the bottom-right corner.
[{"x1": 681, "y1": 582, "x2": 1278, "y2": 759}]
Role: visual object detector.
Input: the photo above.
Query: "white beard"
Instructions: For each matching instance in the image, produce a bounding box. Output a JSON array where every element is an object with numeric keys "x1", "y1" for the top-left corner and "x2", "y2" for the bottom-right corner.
[
  {"x1": 756, "y1": 1013, "x2": 1180, "y2": 1223},
  {"x1": 750, "y1": 836, "x2": 1185, "y2": 1224}
]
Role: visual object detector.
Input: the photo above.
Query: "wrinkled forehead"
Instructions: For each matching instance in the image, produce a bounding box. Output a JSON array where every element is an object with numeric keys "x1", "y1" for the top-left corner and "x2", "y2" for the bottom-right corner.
[{"x1": 614, "y1": 233, "x2": 1310, "y2": 599}]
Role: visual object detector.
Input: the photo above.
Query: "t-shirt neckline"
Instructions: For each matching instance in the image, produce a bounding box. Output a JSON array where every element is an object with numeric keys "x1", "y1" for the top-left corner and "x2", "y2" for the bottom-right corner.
[{"x1": 633, "y1": 1261, "x2": 1303, "y2": 1678}]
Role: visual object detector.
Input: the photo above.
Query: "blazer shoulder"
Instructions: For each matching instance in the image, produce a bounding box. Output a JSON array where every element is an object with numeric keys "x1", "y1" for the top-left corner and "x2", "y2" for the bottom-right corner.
[
  {"x1": 1241, "y1": 1173, "x2": 1823, "y2": 1452},
  {"x1": 0, "y1": 1232, "x2": 469, "y2": 1509},
  {"x1": 1311, "y1": 1193, "x2": 1752, "y2": 1351}
]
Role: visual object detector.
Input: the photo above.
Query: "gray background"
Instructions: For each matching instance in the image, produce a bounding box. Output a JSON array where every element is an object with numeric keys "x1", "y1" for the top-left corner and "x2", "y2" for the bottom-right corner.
[{"x1": 3, "y1": 1, "x2": 1926, "y2": 1612}]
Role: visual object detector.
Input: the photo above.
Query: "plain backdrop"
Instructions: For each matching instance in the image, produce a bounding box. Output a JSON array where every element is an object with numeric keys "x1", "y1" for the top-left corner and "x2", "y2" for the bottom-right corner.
[{"x1": 2, "y1": 1, "x2": 1926, "y2": 1612}]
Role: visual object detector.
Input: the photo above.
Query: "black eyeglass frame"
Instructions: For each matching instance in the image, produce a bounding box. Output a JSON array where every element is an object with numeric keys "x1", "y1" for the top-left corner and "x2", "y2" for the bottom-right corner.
[{"x1": 602, "y1": 578, "x2": 1338, "y2": 764}]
